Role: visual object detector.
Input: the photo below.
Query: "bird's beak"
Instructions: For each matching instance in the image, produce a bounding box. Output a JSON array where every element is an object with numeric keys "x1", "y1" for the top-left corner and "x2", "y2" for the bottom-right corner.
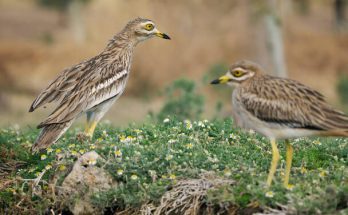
[
  {"x1": 155, "y1": 29, "x2": 171, "y2": 40},
  {"x1": 210, "y1": 75, "x2": 231, "y2": 84}
]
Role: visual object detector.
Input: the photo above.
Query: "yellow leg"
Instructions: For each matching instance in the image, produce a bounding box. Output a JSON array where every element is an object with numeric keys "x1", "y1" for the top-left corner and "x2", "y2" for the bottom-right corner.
[
  {"x1": 284, "y1": 139, "x2": 293, "y2": 188},
  {"x1": 266, "y1": 138, "x2": 280, "y2": 186},
  {"x1": 84, "y1": 121, "x2": 90, "y2": 133},
  {"x1": 85, "y1": 121, "x2": 98, "y2": 137}
]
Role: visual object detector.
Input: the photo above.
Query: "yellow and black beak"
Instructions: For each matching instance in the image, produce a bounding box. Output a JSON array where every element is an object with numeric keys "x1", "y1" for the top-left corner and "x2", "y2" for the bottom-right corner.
[
  {"x1": 210, "y1": 75, "x2": 231, "y2": 84},
  {"x1": 155, "y1": 31, "x2": 171, "y2": 40}
]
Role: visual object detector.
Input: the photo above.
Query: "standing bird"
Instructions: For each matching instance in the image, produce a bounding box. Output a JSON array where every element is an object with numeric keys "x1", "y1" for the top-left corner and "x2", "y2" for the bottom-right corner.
[
  {"x1": 29, "y1": 18, "x2": 170, "y2": 151},
  {"x1": 211, "y1": 60, "x2": 348, "y2": 187}
]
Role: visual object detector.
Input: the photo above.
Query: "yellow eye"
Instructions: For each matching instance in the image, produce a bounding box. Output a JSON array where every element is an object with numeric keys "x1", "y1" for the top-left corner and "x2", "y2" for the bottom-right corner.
[
  {"x1": 232, "y1": 70, "x2": 243, "y2": 77},
  {"x1": 145, "y1": 24, "x2": 154, "y2": 31}
]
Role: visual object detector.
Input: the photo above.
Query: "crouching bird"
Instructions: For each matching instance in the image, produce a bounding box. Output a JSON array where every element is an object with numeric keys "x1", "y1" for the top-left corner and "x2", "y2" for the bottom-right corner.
[
  {"x1": 211, "y1": 60, "x2": 348, "y2": 187},
  {"x1": 29, "y1": 18, "x2": 170, "y2": 152}
]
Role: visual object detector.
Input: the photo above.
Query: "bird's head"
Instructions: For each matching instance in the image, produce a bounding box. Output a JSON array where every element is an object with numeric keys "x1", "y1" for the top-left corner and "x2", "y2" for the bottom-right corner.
[
  {"x1": 123, "y1": 17, "x2": 170, "y2": 43},
  {"x1": 210, "y1": 60, "x2": 262, "y2": 87}
]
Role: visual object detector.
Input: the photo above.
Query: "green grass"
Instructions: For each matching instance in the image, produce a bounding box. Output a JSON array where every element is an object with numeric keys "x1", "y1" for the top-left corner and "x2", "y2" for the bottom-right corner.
[{"x1": 0, "y1": 118, "x2": 347, "y2": 214}]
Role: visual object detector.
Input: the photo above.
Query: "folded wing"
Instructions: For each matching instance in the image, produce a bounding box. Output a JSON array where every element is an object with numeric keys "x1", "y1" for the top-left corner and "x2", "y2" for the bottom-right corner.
[
  {"x1": 37, "y1": 66, "x2": 128, "y2": 128},
  {"x1": 241, "y1": 77, "x2": 348, "y2": 133},
  {"x1": 29, "y1": 64, "x2": 85, "y2": 112}
]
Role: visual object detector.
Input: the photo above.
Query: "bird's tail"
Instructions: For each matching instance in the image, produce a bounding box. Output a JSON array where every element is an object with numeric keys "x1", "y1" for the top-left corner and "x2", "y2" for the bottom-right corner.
[
  {"x1": 32, "y1": 120, "x2": 73, "y2": 152},
  {"x1": 321, "y1": 129, "x2": 348, "y2": 137},
  {"x1": 319, "y1": 107, "x2": 348, "y2": 137}
]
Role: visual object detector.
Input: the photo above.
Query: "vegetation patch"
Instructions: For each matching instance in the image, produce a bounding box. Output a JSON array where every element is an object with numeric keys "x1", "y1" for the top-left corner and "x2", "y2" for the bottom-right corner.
[{"x1": 0, "y1": 118, "x2": 347, "y2": 214}]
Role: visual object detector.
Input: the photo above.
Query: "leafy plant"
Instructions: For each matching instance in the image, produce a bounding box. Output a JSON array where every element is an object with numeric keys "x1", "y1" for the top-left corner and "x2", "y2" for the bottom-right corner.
[
  {"x1": 337, "y1": 73, "x2": 348, "y2": 106},
  {"x1": 202, "y1": 63, "x2": 229, "y2": 87},
  {"x1": 157, "y1": 79, "x2": 204, "y2": 121}
]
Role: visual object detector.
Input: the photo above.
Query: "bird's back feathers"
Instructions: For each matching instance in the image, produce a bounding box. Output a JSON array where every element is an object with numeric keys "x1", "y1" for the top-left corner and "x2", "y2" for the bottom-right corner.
[{"x1": 237, "y1": 75, "x2": 348, "y2": 136}]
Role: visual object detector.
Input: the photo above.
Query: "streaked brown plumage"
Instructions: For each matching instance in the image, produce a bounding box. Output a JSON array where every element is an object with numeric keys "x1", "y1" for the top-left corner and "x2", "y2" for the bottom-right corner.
[
  {"x1": 29, "y1": 18, "x2": 170, "y2": 151},
  {"x1": 211, "y1": 60, "x2": 348, "y2": 187}
]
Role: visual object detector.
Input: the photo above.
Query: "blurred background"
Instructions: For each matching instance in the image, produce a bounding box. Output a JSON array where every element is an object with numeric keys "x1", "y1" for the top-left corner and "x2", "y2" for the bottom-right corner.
[{"x1": 0, "y1": 0, "x2": 348, "y2": 128}]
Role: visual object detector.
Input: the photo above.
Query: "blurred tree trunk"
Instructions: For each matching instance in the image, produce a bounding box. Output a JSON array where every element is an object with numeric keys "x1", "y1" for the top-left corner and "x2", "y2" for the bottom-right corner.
[
  {"x1": 68, "y1": 0, "x2": 86, "y2": 44},
  {"x1": 264, "y1": 0, "x2": 287, "y2": 77},
  {"x1": 0, "y1": 69, "x2": 11, "y2": 111},
  {"x1": 335, "y1": 0, "x2": 347, "y2": 30},
  {"x1": 250, "y1": 0, "x2": 288, "y2": 77},
  {"x1": 0, "y1": 94, "x2": 8, "y2": 112}
]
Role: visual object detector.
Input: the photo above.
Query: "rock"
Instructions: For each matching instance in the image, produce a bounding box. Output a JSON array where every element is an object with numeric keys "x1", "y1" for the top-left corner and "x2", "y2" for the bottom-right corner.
[{"x1": 59, "y1": 151, "x2": 116, "y2": 215}]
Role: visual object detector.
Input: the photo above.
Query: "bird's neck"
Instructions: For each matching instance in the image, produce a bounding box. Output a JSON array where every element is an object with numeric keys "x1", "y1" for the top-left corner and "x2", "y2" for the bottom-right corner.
[
  {"x1": 103, "y1": 32, "x2": 137, "y2": 70},
  {"x1": 106, "y1": 31, "x2": 138, "y2": 50}
]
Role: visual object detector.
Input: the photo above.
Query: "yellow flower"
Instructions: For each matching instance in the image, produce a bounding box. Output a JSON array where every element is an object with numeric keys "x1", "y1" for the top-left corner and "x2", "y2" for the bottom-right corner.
[
  {"x1": 319, "y1": 170, "x2": 328, "y2": 178},
  {"x1": 117, "y1": 169, "x2": 124, "y2": 176},
  {"x1": 71, "y1": 150, "x2": 78, "y2": 156},
  {"x1": 7, "y1": 188, "x2": 16, "y2": 195},
  {"x1": 161, "y1": 175, "x2": 167, "y2": 179},
  {"x1": 59, "y1": 165, "x2": 66, "y2": 171},
  {"x1": 265, "y1": 191, "x2": 274, "y2": 198},
  {"x1": 184, "y1": 120, "x2": 192, "y2": 129},
  {"x1": 301, "y1": 166, "x2": 308, "y2": 174},
  {"x1": 68, "y1": 144, "x2": 76, "y2": 148},
  {"x1": 88, "y1": 159, "x2": 97, "y2": 165},
  {"x1": 79, "y1": 149, "x2": 85, "y2": 154},
  {"x1": 47, "y1": 148, "x2": 53, "y2": 153},
  {"x1": 130, "y1": 174, "x2": 138, "y2": 180},
  {"x1": 169, "y1": 174, "x2": 176, "y2": 180},
  {"x1": 40, "y1": 155, "x2": 47, "y2": 160},
  {"x1": 185, "y1": 143, "x2": 193, "y2": 149},
  {"x1": 286, "y1": 184, "x2": 295, "y2": 191},
  {"x1": 55, "y1": 148, "x2": 62, "y2": 153},
  {"x1": 134, "y1": 129, "x2": 142, "y2": 134},
  {"x1": 120, "y1": 135, "x2": 135, "y2": 144},
  {"x1": 45, "y1": 164, "x2": 52, "y2": 170},
  {"x1": 223, "y1": 169, "x2": 232, "y2": 177},
  {"x1": 312, "y1": 140, "x2": 322, "y2": 146},
  {"x1": 90, "y1": 144, "x2": 96, "y2": 149},
  {"x1": 114, "y1": 150, "x2": 122, "y2": 157}
]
